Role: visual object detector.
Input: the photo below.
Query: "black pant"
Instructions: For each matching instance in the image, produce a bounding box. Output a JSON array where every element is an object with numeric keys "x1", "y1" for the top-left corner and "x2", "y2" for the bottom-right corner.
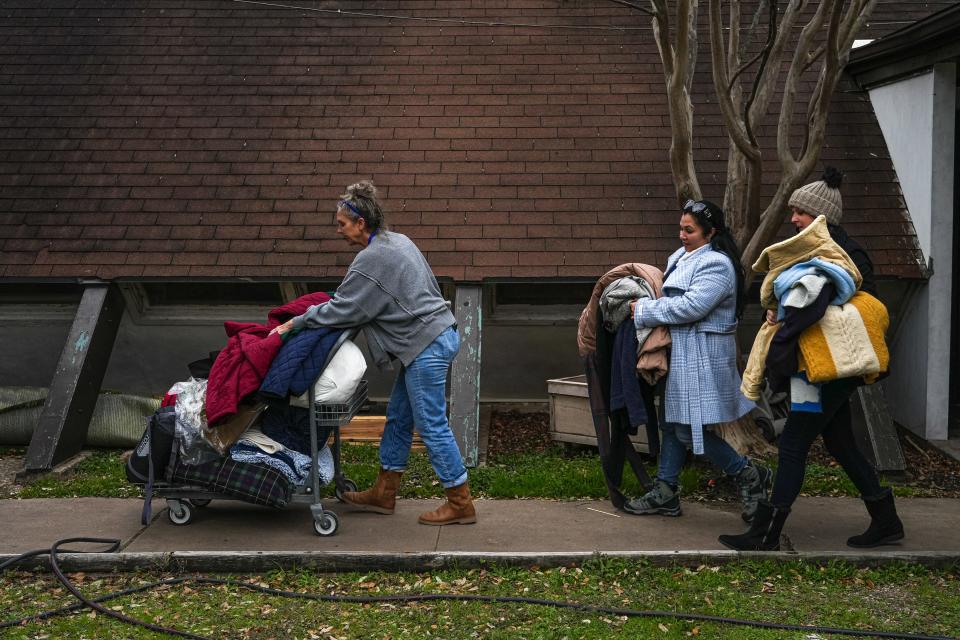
[{"x1": 770, "y1": 379, "x2": 883, "y2": 509}]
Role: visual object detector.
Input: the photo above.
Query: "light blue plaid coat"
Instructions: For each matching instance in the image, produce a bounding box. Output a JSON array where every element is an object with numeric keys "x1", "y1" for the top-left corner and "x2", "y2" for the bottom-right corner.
[{"x1": 633, "y1": 245, "x2": 755, "y2": 454}]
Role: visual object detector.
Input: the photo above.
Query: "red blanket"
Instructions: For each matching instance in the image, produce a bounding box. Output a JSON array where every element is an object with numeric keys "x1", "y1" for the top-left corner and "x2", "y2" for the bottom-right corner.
[{"x1": 206, "y1": 292, "x2": 331, "y2": 425}]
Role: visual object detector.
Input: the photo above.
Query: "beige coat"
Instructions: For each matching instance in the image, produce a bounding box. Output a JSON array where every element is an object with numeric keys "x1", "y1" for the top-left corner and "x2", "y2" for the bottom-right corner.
[{"x1": 577, "y1": 263, "x2": 671, "y2": 385}]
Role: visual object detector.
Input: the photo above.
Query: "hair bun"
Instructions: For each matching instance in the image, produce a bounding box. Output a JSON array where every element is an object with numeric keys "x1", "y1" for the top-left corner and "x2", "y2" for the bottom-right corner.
[
  {"x1": 822, "y1": 166, "x2": 843, "y2": 189},
  {"x1": 347, "y1": 180, "x2": 377, "y2": 200}
]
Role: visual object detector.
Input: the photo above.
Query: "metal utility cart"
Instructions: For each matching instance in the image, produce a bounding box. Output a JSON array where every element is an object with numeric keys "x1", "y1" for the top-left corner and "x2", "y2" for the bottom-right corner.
[{"x1": 160, "y1": 328, "x2": 367, "y2": 537}]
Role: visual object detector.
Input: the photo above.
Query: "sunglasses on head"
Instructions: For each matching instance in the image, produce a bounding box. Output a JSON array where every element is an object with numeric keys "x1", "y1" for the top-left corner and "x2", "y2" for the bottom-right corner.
[{"x1": 683, "y1": 199, "x2": 712, "y2": 219}]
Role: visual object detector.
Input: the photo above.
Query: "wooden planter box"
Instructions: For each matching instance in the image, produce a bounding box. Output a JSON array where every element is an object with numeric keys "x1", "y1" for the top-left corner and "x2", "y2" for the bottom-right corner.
[{"x1": 546, "y1": 375, "x2": 650, "y2": 452}]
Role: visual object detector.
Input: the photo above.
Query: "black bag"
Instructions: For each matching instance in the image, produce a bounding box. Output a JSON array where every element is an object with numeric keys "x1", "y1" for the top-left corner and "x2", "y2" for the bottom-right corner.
[
  {"x1": 186, "y1": 350, "x2": 220, "y2": 379},
  {"x1": 126, "y1": 406, "x2": 178, "y2": 524}
]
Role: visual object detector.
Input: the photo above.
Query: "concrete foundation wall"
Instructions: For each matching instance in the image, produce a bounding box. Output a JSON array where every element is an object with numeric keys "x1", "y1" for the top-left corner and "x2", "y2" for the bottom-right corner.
[
  {"x1": 0, "y1": 308, "x2": 584, "y2": 402},
  {"x1": 884, "y1": 285, "x2": 930, "y2": 436},
  {"x1": 0, "y1": 284, "x2": 911, "y2": 405}
]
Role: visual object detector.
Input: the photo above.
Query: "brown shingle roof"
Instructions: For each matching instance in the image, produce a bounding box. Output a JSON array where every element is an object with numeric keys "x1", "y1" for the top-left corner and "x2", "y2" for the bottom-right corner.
[{"x1": 1, "y1": 0, "x2": 950, "y2": 281}]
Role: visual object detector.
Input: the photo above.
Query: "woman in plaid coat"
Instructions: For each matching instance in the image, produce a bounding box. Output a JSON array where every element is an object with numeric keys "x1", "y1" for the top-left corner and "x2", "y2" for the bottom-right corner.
[{"x1": 628, "y1": 200, "x2": 769, "y2": 520}]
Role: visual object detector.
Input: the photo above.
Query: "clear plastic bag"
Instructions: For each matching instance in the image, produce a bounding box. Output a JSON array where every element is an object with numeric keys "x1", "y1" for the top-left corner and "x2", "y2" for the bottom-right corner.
[{"x1": 169, "y1": 378, "x2": 220, "y2": 465}]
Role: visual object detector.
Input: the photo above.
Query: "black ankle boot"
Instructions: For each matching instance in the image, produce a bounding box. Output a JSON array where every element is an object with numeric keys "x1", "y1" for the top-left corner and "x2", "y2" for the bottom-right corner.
[
  {"x1": 718, "y1": 501, "x2": 790, "y2": 551},
  {"x1": 847, "y1": 488, "x2": 904, "y2": 548}
]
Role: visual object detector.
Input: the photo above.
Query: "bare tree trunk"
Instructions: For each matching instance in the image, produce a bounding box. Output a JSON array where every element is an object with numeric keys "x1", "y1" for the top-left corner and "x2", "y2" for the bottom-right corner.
[
  {"x1": 667, "y1": 91, "x2": 701, "y2": 204},
  {"x1": 715, "y1": 416, "x2": 778, "y2": 456},
  {"x1": 724, "y1": 146, "x2": 750, "y2": 243},
  {"x1": 651, "y1": 0, "x2": 703, "y2": 203}
]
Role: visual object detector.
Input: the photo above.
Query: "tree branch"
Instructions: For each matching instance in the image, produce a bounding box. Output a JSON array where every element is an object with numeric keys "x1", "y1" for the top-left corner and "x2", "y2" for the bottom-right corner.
[
  {"x1": 746, "y1": 0, "x2": 805, "y2": 129},
  {"x1": 604, "y1": 0, "x2": 655, "y2": 18},
  {"x1": 839, "y1": 0, "x2": 879, "y2": 61},
  {"x1": 726, "y1": 0, "x2": 741, "y2": 86},
  {"x1": 675, "y1": 0, "x2": 693, "y2": 95},
  {"x1": 650, "y1": 0, "x2": 701, "y2": 203},
  {"x1": 729, "y1": 48, "x2": 765, "y2": 91},
  {"x1": 745, "y1": 0, "x2": 877, "y2": 270},
  {"x1": 777, "y1": 0, "x2": 829, "y2": 172},
  {"x1": 709, "y1": 0, "x2": 757, "y2": 160},
  {"x1": 802, "y1": 44, "x2": 825, "y2": 73},
  {"x1": 734, "y1": 0, "x2": 877, "y2": 270},
  {"x1": 743, "y1": 181, "x2": 798, "y2": 271},
  {"x1": 799, "y1": 0, "x2": 843, "y2": 163},
  {"x1": 839, "y1": 0, "x2": 870, "y2": 49},
  {"x1": 651, "y1": 0, "x2": 673, "y2": 77},
  {"x1": 685, "y1": 0, "x2": 699, "y2": 97},
  {"x1": 741, "y1": 0, "x2": 768, "y2": 60},
  {"x1": 742, "y1": 0, "x2": 778, "y2": 145}
]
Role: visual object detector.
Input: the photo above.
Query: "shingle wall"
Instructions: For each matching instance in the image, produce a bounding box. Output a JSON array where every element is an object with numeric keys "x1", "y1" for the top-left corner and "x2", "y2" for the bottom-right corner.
[{"x1": 0, "y1": 0, "x2": 951, "y2": 281}]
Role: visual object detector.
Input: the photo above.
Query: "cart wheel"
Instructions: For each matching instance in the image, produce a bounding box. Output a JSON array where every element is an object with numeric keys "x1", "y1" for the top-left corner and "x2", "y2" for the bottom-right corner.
[
  {"x1": 190, "y1": 498, "x2": 212, "y2": 508},
  {"x1": 335, "y1": 479, "x2": 358, "y2": 502},
  {"x1": 313, "y1": 511, "x2": 339, "y2": 536},
  {"x1": 168, "y1": 500, "x2": 193, "y2": 526}
]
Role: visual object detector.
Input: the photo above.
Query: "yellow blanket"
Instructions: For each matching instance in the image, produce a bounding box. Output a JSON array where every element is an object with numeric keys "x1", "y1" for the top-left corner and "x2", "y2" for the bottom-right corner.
[
  {"x1": 741, "y1": 322, "x2": 778, "y2": 401},
  {"x1": 798, "y1": 291, "x2": 889, "y2": 384}
]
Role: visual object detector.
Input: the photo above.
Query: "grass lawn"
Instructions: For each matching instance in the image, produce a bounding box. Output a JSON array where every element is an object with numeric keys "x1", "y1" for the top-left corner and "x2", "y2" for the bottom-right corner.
[
  {"x1": 3, "y1": 442, "x2": 956, "y2": 639},
  {"x1": 2, "y1": 443, "x2": 920, "y2": 501},
  {"x1": 1, "y1": 559, "x2": 957, "y2": 639}
]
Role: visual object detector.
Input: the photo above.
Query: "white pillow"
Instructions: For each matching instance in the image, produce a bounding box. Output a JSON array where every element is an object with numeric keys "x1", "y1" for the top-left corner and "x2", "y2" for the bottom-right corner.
[{"x1": 290, "y1": 340, "x2": 366, "y2": 408}]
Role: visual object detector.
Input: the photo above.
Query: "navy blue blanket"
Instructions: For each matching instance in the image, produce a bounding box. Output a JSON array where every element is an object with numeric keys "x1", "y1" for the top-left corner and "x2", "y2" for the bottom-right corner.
[
  {"x1": 260, "y1": 404, "x2": 334, "y2": 455},
  {"x1": 259, "y1": 327, "x2": 343, "y2": 400},
  {"x1": 609, "y1": 319, "x2": 648, "y2": 429}
]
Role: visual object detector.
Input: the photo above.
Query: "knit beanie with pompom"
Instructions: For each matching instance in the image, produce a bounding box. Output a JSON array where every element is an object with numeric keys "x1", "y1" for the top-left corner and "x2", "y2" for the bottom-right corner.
[{"x1": 788, "y1": 167, "x2": 843, "y2": 225}]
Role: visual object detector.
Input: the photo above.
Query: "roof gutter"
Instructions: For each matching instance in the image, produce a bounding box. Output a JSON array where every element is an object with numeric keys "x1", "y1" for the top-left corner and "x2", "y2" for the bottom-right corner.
[{"x1": 846, "y1": 4, "x2": 960, "y2": 89}]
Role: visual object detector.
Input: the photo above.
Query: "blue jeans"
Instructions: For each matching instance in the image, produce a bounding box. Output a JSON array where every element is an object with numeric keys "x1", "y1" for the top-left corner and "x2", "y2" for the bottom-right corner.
[
  {"x1": 379, "y1": 326, "x2": 468, "y2": 489},
  {"x1": 656, "y1": 422, "x2": 747, "y2": 487}
]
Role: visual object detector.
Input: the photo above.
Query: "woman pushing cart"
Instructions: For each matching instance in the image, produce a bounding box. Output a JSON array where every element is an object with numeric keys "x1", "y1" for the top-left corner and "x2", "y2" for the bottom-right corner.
[{"x1": 272, "y1": 181, "x2": 476, "y2": 526}]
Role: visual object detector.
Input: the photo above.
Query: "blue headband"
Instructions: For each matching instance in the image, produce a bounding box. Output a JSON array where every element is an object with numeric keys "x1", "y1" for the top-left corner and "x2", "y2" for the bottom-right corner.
[{"x1": 339, "y1": 199, "x2": 366, "y2": 222}]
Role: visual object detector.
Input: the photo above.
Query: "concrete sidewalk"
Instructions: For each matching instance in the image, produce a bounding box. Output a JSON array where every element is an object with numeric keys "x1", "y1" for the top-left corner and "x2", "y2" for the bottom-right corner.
[{"x1": 2, "y1": 496, "x2": 959, "y2": 571}]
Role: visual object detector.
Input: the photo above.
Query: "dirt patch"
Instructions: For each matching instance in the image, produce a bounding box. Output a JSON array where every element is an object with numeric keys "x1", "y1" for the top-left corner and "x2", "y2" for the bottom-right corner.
[
  {"x1": 0, "y1": 450, "x2": 24, "y2": 499},
  {"x1": 805, "y1": 428, "x2": 960, "y2": 497},
  {"x1": 486, "y1": 410, "x2": 552, "y2": 460},
  {"x1": 898, "y1": 431, "x2": 960, "y2": 495}
]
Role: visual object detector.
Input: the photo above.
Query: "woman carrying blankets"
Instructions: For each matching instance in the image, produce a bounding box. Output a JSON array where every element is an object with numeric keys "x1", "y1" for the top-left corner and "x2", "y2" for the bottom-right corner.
[
  {"x1": 721, "y1": 171, "x2": 902, "y2": 551},
  {"x1": 627, "y1": 199, "x2": 770, "y2": 521}
]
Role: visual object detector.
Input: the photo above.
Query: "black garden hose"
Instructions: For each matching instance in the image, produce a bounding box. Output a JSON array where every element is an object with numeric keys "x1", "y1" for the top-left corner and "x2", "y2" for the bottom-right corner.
[{"x1": 0, "y1": 537, "x2": 955, "y2": 640}]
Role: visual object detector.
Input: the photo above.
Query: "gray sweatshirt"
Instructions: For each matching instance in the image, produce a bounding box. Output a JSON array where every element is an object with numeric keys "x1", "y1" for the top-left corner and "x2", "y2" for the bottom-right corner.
[{"x1": 291, "y1": 231, "x2": 456, "y2": 369}]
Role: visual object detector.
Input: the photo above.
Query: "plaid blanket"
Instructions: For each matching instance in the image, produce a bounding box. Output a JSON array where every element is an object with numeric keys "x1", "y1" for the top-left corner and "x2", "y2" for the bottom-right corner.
[{"x1": 170, "y1": 457, "x2": 293, "y2": 508}]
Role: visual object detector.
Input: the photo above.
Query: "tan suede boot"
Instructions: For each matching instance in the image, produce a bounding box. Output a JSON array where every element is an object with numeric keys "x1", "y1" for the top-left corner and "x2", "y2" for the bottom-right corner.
[
  {"x1": 342, "y1": 468, "x2": 403, "y2": 514},
  {"x1": 418, "y1": 482, "x2": 477, "y2": 525}
]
